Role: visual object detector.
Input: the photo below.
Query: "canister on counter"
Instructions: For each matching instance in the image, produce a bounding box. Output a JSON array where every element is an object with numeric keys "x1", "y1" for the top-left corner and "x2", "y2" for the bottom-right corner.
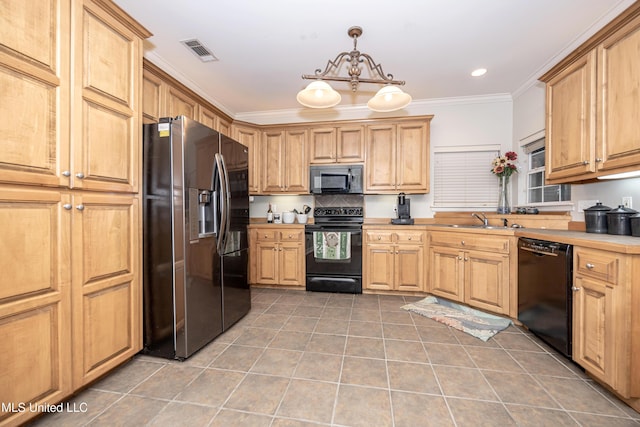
[
  {"x1": 584, "y1": 202, "x2": 611, "y2": 234},
  {"x1": 606, "y1": 205, "x2": 637, "y2": 235}
]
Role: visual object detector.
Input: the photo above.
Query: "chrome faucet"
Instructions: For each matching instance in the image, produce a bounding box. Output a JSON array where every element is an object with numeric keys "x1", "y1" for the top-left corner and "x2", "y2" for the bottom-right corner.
[{"x1": 471, "y1": 212, "x2": 488, "y2": 226}]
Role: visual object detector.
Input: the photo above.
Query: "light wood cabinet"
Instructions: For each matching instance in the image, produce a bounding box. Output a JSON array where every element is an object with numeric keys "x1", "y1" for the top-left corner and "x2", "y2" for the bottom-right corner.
[
  {"x1": 0, "y1": 1, "x2": 148, "y2": 424},
  {"x1": 70, "y1": 192, "x2": 141, "y2": 388},
  {"x1": 542, "y1": 4, "x2": 640, "y2": 183},
  {"x1": 0, "y1": 186, "x2": 72, "y2": 426},
  {"x1": 365, "y1": 119, "x2": 431, "y2": 194},
  {"x1": 233, "y1": 123, "x2": 261, "y2": 194},
  {"x1": 427, "y1": 230, "x2": 514, "y2": 316},
  {"x1": 572, "y1": 247, "x2": 639, "y2": 400},
  {"x1": 249, "y1": 226, "x2": 305, "y2": 286},
  {"x1": 363, "y1": 226, "x2": 426, "y2": 292},
  {"x1": 309, "y1": 125, "x2": 364, "y2": 164},
  {"x1": 261, "y1": 128, "x2": 308, "y2": 194}
]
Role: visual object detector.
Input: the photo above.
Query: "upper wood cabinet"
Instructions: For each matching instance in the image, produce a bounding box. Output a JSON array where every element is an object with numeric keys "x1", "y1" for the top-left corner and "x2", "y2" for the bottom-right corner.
[
  {"x1": 309, "y1": 125, "x2": 364, "y2": 164},
  {"x1": 542, "y1": 3, "x2": 640, "y2": 183},
  {"x1": 142, "y1": 60, "x2": 234, "y2": 134},
  {"x1": 1, "y1": 0, "x2": 145, "y2": 193},
  {"x1": 233, "y1": 123, "x2": 261, "y2": 194},
  {"x1": 365, "y1": 118, "x2": 431, "y2": 193},
  {"x1": 71, "y1": 0, "x2": 146, "y2": 193},
  {"x1": 261, "y1": 128, "x2": 308, "y2": 194},
  {"x1": 0, "y1": 0, "x2": 71, "y2": 189}
]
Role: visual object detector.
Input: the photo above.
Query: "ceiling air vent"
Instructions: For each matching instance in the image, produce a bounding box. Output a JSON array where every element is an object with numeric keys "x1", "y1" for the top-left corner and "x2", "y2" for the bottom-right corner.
[{"x1": 180, "y1": 39, "x2": 218, "y2": 62}]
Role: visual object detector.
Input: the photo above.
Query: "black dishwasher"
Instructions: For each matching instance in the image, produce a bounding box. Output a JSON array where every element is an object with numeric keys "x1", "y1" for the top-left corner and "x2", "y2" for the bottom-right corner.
[{"x1": 518, "y1": 238, "x2": 573, "y2": 358}]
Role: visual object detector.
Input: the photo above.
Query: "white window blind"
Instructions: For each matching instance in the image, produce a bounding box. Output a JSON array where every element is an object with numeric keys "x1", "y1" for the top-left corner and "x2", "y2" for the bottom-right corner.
[{"x1": 433, "y1": 146, "x2": 500, "y2": 208}]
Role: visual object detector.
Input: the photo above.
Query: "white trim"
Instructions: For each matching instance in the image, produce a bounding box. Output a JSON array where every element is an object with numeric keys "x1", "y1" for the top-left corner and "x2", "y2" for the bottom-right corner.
[{"x1": 519, "y1": 129, "x2": 545, "y2": 146}]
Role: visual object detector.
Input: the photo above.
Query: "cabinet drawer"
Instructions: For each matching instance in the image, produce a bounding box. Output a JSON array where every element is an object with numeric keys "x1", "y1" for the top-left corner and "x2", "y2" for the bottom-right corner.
[
  {"x1": 279, "y1": 229, "x2": 303, "y2": 241},
  {"x1": 255, "y1": 229, "x2": 278, "y2": 241},
  {"x1": 395, "y1": 230, "x2": 425, "y2": 244},
  {"x1": 574, "y1": 247, "x2": 618, "y2": 284},
  {"x1": 428, "y1": 231, "x2": 509, "y2": 253},
  {"x1": 365, "y1": 230, "x2": 394, "y2": 244}
]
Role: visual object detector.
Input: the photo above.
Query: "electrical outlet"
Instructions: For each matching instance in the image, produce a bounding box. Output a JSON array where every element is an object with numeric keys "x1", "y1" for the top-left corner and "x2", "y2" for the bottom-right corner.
[
  {"x1": 623, "y1": 196, "x2": 632, "y2": 209},
  {"x1": 577, "y1": 200, "x2": 599, "y2": 213}
]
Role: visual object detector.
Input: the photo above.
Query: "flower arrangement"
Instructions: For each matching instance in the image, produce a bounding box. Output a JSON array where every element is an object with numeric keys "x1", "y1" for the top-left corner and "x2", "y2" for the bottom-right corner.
[{"x1": 491, "y1": 151, "x2": 518, "y2": 178}]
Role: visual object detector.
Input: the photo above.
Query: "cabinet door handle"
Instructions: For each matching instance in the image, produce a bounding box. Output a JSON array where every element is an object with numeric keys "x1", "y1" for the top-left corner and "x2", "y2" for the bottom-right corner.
[
  {"x1": 586, "y1": 263, "x2": 595, "y2": 269},
  {"x1": 571, "y1": 286, "x2": 581, "y2": 292},
  {"x1": 62, "y1": 170, "x2": 71, "y2": 177},
  {"x1": 75, "y1": 172, "x2": 85, "y2": 179},
  {"x1": 63, "y1": 204, "x2": 72, "y2": 210},
  {"x1": 76, "y1": 205, "x2": 85, "y2": 211}
]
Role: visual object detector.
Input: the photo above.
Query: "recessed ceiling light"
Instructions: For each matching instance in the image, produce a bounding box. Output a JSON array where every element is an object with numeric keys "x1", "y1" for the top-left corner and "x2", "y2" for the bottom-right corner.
[{"x1": 471, "y1": 68, "x2": 487, "y2": 77}]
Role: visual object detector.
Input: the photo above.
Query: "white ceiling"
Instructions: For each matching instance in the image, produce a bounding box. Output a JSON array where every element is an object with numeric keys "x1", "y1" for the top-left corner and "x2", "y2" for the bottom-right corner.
[{"x1": 114, "y1": 0, "x2": 633, "y2": 119}]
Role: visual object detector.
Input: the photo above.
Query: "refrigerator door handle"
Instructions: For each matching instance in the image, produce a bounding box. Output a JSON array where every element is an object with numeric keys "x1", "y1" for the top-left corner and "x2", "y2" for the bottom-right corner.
[{"x1": 214, "y1": 153, "x2": 229, "y2": 254}]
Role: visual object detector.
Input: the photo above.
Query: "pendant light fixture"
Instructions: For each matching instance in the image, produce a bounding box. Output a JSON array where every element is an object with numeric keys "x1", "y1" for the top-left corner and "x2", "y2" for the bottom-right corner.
[{"x1": 297, "y1": 26, "x2": 411, "y2": 111}]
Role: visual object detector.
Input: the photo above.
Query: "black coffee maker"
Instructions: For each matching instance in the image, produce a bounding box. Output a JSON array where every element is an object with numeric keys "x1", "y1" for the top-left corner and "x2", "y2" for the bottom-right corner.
[{"x1": 391, "y1": 192, "x2": 414, "y2": 225}]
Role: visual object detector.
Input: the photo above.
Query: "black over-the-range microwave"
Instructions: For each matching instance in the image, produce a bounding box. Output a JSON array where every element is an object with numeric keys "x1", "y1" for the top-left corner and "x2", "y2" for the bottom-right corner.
[{"x1": 309, "y1": 164, "x2": 363, "y2": 194}]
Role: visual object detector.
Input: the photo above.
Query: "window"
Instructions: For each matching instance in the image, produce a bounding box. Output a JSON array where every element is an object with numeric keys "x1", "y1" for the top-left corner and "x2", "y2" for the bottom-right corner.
[
  {"x1": 433, "y1": 145, "x2": 500, "y2": 208},
  {"x1": 527, "y1": 147, "x2": 571, "y2": 204}
]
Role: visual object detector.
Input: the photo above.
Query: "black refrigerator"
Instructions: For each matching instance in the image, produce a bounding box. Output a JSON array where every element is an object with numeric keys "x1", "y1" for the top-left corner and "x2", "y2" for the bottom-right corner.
[{"x1": 142, "y1": 116, "x2": 250, "y2": 360}]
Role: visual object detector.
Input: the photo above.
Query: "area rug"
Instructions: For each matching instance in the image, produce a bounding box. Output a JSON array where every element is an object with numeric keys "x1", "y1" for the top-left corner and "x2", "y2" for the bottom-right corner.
[{"x1": 402, "y1": 296, "x2": 512, "y2": 341}]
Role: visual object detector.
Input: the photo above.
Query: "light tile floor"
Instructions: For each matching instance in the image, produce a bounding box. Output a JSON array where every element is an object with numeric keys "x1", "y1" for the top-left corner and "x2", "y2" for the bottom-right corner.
[{"x1": 29, "y1": 288, "x2": 640, "y2": 426}]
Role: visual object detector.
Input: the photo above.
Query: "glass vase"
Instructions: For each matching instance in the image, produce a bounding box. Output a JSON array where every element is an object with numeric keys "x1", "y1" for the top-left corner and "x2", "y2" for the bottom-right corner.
[{"x1": 497, "y1": 175, "x2": 510, "y2": 214}]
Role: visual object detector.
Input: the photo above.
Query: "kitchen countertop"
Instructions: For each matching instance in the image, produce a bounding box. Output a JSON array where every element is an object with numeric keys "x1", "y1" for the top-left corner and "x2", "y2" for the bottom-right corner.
[{"x1": 514, "y1": 228, "x2": 640, "y2": 254}]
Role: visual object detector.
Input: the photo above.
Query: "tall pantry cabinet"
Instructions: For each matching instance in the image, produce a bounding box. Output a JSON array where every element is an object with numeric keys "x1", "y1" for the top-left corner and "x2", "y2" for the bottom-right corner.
[{"x1": 0, "y1": 1, "x2": 150, "y2": 425}]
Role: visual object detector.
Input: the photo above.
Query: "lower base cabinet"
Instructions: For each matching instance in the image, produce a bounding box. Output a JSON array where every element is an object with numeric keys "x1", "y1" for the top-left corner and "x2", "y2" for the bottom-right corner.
[
  {"x1": 363, "y1": 226, "x2": 426, "y2": 292},
  {"x1": 427, "y1": 230, "x2": 516, "y2": 317},
  {"x1": 249, "y1": 226, "x2": 305, "y2": 286},
  {"x1": 0, "y1": 187, "x2": 141, "y2": 426},
  {"x1": 572, "y1": 246, "x2": 639, "y2": 403}
]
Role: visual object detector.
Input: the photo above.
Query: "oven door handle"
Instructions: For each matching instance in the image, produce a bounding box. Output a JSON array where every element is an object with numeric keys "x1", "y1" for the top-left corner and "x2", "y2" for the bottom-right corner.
[{"x1": 306, "y1": 227, "x2": 362, "y2": 234}]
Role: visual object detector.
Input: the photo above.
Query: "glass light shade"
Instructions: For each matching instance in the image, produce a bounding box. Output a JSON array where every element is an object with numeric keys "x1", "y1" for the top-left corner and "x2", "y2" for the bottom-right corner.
[
  {"x1": 296, "y1": 81, "x2": 341, "y2": 108},
  {"x1": 367, "y1": 85, "x2": 412, "y2": 112}
]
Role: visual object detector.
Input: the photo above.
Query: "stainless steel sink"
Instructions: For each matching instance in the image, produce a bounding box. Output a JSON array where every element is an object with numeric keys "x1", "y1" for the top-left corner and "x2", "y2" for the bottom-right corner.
[{"x1": 435, "y1": 224, "x2": 509, "y2": 229}]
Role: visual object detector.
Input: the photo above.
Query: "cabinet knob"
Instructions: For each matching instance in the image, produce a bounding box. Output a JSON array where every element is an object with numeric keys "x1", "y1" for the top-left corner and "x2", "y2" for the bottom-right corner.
[
  {"x1": 595, "y1": 158, "x2": 603, "y2": 163},
  {"x1": 408, "y1": 236, "x2": 412, "y2": 240},
  {"x1": 264, "y1": 234, "x2": 268, "y2": 238},
  {"x1": 586, "y1": 263, "x2": 595, "y2": 269},
  {"x1": 62, "y1": 170, "x2": 71, "y2": 177},
  {"x1": 288, "y1": 234, "x2": 292, "y2": 238},
  {"x1": 279, "y1": 248, "x2": 283, "y2": 251},
  {"x1": 582, "y1": 160, "x2": 589, "y2": 165},
  {"x1": 395, "y1": 250, "x2": 399, "y2": 254},
  {"x1": 571, "y1": 286, "x2": 581, "y2": 292},
  {"x1": 464, "y1": 257, "x2": 469, "y2": 261},
  {"x1": 75, "y1": 172, "x2": 85, "y2": 179},
  {"x1": 378, "y1": 236, "x2": 381, "y2": 240},
  {"x1": 76, "y1": 204, "x2": 85, "y2": 211},
  {"x1": 461, "y1": 240, "x2": 465, "y2": 245},
  {"x1": 273, "y1": 247, "x2": 277, "y2": 251},
  {"x1": 458, "y1": 256, "x2": 462, "y2": 260},
  {"x1": 63, "y1": 203, "x2": 72, "y2": 210}
]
